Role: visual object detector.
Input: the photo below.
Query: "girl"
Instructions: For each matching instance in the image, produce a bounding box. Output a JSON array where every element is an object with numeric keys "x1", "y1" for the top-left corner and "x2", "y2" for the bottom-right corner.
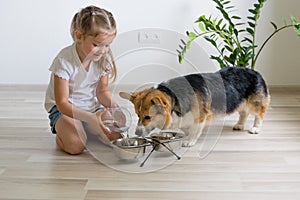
[{"x1": 44, "y1": 5, "x2": 122, "y2": 155}]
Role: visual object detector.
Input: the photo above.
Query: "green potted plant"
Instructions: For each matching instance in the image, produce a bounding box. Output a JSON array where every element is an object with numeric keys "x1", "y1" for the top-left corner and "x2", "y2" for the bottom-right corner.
[{"x1": 178, "y1": 0, "x2": 300, "y2": 69}]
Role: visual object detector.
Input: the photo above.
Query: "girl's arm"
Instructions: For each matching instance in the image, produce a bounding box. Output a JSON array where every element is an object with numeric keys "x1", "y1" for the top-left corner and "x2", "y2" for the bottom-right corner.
[
  {"x1": 54, "y1": 75, "x2": 110, "y2": 135},
  {"x1": 96, "y1": 75, "x2": 118, "y2": 108},
  {"x1": 95, "y1": 75, "x2": 124, "y2": 140},
  {"x1": 54, "y1": 74, "x2": 92, "y2": 121}
]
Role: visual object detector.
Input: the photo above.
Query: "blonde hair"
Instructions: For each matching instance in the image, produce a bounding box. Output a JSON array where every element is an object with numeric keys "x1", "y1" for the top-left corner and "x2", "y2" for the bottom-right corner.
[{"x1": 71, "y1": 5, "x2": 117, "y2": 81}]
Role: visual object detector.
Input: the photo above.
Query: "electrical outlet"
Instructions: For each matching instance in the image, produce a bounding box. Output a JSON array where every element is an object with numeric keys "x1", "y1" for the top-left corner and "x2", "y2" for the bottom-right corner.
[{"x1": 138, "y1": 31, "x2": 160, "y2": 44}]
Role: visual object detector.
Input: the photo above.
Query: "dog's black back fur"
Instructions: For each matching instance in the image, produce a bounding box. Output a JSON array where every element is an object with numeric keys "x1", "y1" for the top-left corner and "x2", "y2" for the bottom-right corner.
[{"x1": 157, "y1": 67, "x2": 269, "y2": 116}]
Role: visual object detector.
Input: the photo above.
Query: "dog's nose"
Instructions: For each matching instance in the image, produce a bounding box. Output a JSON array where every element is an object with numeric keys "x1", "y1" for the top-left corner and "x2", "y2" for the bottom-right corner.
[{"x1": 135, "y1": 126, "x2": 146, "y2": 136}]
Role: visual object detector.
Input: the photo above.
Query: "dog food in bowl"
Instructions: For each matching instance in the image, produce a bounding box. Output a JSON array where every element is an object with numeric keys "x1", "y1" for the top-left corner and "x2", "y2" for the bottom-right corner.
[
  {"x1": 150, "y1": 132, "x2": 176, "y2": 141},
  {"x1": 112, "y1": 137, "x2": 151, "y2": 161}
]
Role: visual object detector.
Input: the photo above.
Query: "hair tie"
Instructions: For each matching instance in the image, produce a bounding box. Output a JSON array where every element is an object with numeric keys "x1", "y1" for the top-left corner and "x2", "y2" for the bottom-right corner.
[{"x1": 91, "y1": 12, "x2": 96, "y2": 16}]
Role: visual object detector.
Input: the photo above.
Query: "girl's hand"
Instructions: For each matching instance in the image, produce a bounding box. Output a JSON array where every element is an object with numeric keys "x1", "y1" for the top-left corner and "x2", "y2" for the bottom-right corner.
[
  {"x1": 95, "y1": 108, "x2": 111, "y2": 136},
  {"x1": 95, "y1": 109, "x2": 123, "y2": 141},
  {"x1": 113, "y1": 108, "x2": 126, "y2": 127},
  {"x1": 84, "y1": 109, "x2": 111, "y2": 145}
]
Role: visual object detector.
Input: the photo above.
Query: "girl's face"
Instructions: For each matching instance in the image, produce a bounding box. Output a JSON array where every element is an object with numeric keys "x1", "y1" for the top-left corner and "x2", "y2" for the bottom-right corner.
[{"x1": 75, "y1": 31, "x2": 115, "y2": 63}]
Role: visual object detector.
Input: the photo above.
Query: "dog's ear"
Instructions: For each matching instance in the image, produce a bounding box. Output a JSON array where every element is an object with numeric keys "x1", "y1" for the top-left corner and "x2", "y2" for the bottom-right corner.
[
  {"x1": 119, "y1": 92, "x2": 132, "y2": 100},
  {"x1": 150, "y1": 97, "x2": 168, "y2": 114},
  {"x1": 151, "y1": 97, "x2": 167, "y2": 107}
]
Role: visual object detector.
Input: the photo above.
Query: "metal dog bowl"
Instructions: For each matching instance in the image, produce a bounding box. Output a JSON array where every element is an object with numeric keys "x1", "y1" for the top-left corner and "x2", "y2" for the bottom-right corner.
[
  {"x1": 149, "y1": 130, "x2": 185, "y2": 152},
  {"x1": 112, "y1": 137, "x2": 151, "y2": 161}
]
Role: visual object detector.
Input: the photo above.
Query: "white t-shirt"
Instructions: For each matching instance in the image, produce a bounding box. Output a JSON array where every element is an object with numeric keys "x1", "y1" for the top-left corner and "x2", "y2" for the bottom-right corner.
[{"x1": 44, "y1": 43, "x2": 109, "y2": 113}]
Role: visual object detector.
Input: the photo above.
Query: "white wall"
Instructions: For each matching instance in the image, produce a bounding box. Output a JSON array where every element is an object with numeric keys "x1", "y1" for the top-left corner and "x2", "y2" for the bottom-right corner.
[{"x1": 0, "y1": 0, "x2": 299, "y2": 85}]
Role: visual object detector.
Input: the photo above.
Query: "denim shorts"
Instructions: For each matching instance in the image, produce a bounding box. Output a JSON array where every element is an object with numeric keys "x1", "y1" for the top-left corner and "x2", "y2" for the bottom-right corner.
[
  {"x1": 48, "y1": 105, "x2": 104, "y2": 134},
  {"x1": 48, "y1": 106, "x2": 62, "y2": 134}
]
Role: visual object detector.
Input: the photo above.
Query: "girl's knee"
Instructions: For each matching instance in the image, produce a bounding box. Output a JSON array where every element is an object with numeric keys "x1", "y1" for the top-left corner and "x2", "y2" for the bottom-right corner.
[
  {"x1": 67, "y1": 143, "x2": 85, "y2": 155},
  {"x1": 56, "y1": 135, "x2": 86, "y2": 155}
]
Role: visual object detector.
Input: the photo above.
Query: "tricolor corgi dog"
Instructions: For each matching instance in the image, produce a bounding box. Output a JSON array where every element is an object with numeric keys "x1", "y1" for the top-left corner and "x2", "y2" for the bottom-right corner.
[{"x1": 120, "y1": 67, "x2": 270, "y2": 147}]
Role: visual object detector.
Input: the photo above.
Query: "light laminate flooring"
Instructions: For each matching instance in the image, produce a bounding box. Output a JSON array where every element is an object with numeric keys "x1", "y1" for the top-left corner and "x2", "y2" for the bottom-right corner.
[{"x1": 1, "y1": 85, "x2": 300, "y2": 200}]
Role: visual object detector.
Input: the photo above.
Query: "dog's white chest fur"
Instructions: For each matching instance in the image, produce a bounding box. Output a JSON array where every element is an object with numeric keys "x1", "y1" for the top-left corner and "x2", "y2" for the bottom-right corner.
[
  {"x1": 170, "y1": 111, "x2": 195, "y2": 129},
  {"x1": 170, "y1": 111, "x2": 206, "y2": 147}
]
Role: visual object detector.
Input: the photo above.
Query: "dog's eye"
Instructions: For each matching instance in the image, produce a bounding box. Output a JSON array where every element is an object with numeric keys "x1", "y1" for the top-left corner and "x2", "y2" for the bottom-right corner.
[{"x1": 144, "y1": 116, "x2": 151, "y2": 120}]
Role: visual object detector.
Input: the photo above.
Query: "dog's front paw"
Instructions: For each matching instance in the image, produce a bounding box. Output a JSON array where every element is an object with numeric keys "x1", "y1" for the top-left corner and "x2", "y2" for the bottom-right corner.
[
  {"x1": 182, "y1": 141, "x2": 189, "y2": 147},
  {"x1": 248, "y1": 127, "x2": 260, "y2": 134},
  {"x1": 233, "y1": 124, "x2": 244, "y2": 131},
  {"x1": 182, "y1": 140, "x2": 196, "y2": 147}
]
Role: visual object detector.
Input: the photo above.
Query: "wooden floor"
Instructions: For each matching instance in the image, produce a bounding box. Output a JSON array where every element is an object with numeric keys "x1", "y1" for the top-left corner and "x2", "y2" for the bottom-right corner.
[{"x1": 1, "y1": 85, "x2": 300, "y2": 200}]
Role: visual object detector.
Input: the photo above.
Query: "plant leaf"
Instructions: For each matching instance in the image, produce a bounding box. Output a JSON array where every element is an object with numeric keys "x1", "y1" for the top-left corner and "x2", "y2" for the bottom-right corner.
[
  {"x1": 247, "y1": 16, "x2": 256, "y2": 21},
  {"x1": 180, "y1": 39, "x2": 186, "y2": 45},
  {"x1": 211, "y1": 55, "x2": 226, "y2": 68},
  {"x1": 291, "y1": 16, "x2": 300, "y2": 37},
  {"x1": 246, "y1": 28, "x2": 254, "y2": 35},
  {"x1": 187, "y1": 31, "x2": 197, "y2": 40},
  {"x1": 186, "y1": 41, "x2": 191, "y2": 49},
  {"x1": 241, "y1": 37, "x2": 253, "y2": 43},
  {"x1": 198, "y1": 22, "x2": 206, "y2": 31},
  {"x1": 178, "y1": 55, "x2": 183, "y2": 64},
  {"x1": 232, "y1": 16, "x2": 241, "y2": 20},
  {"x1": 248, "y1": 9, "x2": 257, "y2": 15},
  {"x1": 248, "y1": 22, "x2": 255, "y2": 28},
  {"x1": 205, "y1": 37, "x2": 218, "y2": 48},
  {"x1": 270, "y1": 21, "x2": 277, "y2": 30}
]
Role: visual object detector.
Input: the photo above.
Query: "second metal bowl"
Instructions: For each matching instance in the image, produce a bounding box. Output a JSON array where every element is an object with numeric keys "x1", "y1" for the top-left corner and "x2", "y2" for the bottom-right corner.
[
  {"x1": 149, "y1": 130, "x2": 186, "y2": 152},
  {"x1": 112, "y1": 137, "x2": 151, "y2": 161}
]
